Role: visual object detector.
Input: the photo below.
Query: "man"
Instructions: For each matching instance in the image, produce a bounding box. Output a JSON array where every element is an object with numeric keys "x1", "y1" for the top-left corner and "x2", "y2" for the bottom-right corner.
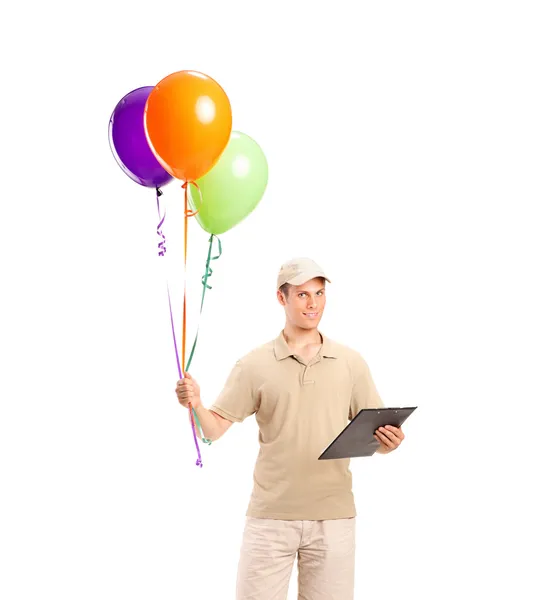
[{"x1": 175, "y1": 257, "x2": 405, "y2": 599}]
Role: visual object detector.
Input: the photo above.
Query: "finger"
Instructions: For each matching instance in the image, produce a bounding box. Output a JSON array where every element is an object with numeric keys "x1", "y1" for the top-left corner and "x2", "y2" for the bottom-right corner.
[
  {"x1": 385, "y1": 425, "x2": 405, "y2": 440},
  {"x1": 378, "y1": 426, "x2": 401, "y2": 444},
  {"x1": 375, "y1": 430, "x2": 395, "y2": 449},
  {"x1": 184, "y1": 372, "x2": 193, "y2": 380},
  {"x1": 374, "y1": 431, "x2": 391, "y2": 448},
  {"x1": 185, "y1": 375, "x2": 198, "y2": 388},
  {"x1": 177, "y1": 379, "x2": 185, "y2": 386}
]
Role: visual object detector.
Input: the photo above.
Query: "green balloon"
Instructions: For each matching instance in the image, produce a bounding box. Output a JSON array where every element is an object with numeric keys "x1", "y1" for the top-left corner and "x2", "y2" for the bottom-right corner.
[{"x1": 189, "y1": 131, "x2": 269, "y2": 235}]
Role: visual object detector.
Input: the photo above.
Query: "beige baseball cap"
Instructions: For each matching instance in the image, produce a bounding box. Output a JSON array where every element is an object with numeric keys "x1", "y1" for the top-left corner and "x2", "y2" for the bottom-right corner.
[{"x1": 277, "y1": 257, "x2": 331, "y2": 289}]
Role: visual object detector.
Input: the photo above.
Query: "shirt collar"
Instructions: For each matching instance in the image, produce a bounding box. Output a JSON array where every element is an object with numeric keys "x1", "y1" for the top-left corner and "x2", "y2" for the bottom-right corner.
[{"x1": 274, "y1": 330, "x2": 338, "y2": 361}]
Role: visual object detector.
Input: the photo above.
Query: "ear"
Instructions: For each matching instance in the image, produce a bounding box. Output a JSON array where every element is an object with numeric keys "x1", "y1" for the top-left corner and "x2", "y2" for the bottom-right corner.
[{"x1": 277, "y1": 290, "x2": 286, "y2": 306}]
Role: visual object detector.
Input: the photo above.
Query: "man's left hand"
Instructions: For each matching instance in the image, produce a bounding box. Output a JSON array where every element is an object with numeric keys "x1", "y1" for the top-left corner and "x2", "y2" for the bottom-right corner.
[{"x1": 374, "y1": 425, "x2": 405, "y2": 454}]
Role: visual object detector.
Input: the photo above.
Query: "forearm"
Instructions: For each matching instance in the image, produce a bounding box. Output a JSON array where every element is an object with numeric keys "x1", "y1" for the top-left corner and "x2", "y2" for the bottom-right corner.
[{"x1": 191, "y1": 403, "x2": 226, "y2": 441}]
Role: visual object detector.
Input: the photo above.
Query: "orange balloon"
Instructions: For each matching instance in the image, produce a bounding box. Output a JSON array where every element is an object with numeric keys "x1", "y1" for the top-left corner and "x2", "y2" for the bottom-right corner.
[{"x1": 144, "y1": 71, "x2": 232, "y2": 182}]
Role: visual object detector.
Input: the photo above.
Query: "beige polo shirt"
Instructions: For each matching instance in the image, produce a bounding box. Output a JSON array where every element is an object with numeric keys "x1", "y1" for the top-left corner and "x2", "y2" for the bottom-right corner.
[{"x1": 210, "y1": 331, "x2": 384, "y2": 521}]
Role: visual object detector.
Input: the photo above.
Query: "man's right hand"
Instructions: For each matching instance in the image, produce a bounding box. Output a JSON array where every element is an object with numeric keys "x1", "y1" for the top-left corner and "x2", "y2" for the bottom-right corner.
[{"x1": 175, "y1": 372, "x2": 202, "y2": 410}]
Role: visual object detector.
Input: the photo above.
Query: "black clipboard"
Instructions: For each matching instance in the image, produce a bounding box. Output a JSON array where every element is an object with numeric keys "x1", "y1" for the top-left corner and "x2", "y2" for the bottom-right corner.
[{"x1": 318, "y1": 407, "x2": 417, "y2": 460}]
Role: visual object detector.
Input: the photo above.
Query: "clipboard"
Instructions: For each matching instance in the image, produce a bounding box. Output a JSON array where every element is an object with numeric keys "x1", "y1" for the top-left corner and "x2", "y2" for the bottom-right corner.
[{"x1": 318, "y1": 407, "x2": 417, "y2": 460}]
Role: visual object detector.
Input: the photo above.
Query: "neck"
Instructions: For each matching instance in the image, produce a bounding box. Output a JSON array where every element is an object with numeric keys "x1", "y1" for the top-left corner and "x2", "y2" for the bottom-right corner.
[{"x1": 283, "y1": 323, "x2": 322, "y2": 347}]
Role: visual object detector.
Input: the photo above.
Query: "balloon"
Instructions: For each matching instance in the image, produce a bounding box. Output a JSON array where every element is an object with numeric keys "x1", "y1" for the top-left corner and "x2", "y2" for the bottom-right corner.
[
  {"x1": 189, "y1": 131, "x2": 268, "y2": 235},
  {"x1": 108, "y1": 86, "x2": 173, "y2": 188},
  {"x1": 144, "y1": 71, "x2": 232, "y2": 182}
]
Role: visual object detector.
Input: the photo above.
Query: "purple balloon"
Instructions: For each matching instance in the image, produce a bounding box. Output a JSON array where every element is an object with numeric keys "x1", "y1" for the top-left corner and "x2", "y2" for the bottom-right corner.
[{"x1": 108, "y1": 86, "x2": 173, "y2": 188}]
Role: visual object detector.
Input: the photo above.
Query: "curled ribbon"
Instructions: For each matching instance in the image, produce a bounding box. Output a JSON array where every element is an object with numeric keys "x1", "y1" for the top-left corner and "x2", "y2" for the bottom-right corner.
[{"x1": 156, "y1": 188, "x2": 167, "y2": 257}]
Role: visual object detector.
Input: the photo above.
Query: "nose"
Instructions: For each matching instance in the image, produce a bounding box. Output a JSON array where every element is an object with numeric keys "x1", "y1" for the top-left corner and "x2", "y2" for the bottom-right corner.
[{"x1": 307, "y1": 296, "x2": 317, "y2": 309}]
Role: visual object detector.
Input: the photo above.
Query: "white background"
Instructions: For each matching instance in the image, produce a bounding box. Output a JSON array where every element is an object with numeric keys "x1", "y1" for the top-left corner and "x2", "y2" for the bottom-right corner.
[{"x1": 1, "y1": 1, "x2": 552, "y2": 598}]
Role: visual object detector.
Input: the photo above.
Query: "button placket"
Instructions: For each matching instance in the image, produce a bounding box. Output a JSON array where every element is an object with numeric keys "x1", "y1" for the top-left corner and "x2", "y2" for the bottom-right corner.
[{"x1": 302, "y1": 364, "x2": 315, "y2": 385}]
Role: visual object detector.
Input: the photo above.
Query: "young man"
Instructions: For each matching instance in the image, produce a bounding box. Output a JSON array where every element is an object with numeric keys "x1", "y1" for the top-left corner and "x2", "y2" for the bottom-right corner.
[{"x1": 175, "y1": 257, "x2": 405, "y2": 599}]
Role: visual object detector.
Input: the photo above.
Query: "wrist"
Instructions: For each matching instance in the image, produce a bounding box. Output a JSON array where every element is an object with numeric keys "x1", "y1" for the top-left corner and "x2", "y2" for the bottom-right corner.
[{"x1": 194, "y1": 400, "x2": 205, "y2": 412}]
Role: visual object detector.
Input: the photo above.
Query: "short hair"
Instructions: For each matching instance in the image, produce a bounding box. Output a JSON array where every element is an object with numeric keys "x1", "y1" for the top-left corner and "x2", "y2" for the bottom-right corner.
[{"x1": 279, "y1": 283, "x2": 291, "y2": 298}]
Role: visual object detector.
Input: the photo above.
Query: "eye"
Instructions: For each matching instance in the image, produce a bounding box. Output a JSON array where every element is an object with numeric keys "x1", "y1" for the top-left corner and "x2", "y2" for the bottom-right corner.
[{"x1": 298, "y1": 293, "x2": 306, "y2": 298}]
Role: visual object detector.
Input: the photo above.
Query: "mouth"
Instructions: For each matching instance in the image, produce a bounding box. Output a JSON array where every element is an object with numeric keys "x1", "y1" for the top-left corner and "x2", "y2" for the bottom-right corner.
[{"x1": 303, "y1": 312, "x2": 319, "y2": 319}]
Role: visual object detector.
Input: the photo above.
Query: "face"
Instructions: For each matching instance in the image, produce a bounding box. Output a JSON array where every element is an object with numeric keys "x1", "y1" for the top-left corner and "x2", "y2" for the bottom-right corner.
[{"x1": 277, "y1": 277, "x2": 327, "y2": 330}]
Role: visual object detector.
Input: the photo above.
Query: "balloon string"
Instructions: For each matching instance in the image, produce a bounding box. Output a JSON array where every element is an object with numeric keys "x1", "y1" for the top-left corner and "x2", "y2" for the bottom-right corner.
[
  {"x1": 181, "y1": 182, "x2": 216, "y2": 445},
  {"x1": 186, "y1": 232, "x2": 222, "y2": 444},
  {"x1": 183, "y1": 185, "x2": 188, "y2": 377},
  {"x1": 186, "y1": 233, "x2": 222, "y2": 371},
  {"x1": 156, "y1": 186, "x2": 203, "y2": 468},
  {"x1": 155, "y1": 188, "x2": 184, "y2": 380},
  {"x1": 182, "y1": 182, "x2": 203, "y2": 467},
  {"x1": 181, "y1": 182, "x2": 213, "y2": 459},
  {"x1": 181, "y1": 181, "x2": 201, "y2": 370}
]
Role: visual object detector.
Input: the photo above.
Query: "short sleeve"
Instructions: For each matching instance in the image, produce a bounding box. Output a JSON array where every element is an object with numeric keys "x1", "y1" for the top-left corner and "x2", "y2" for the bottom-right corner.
[
  {"x1": 210, "y1": 360, "x2": 258, "y2": 423},
  {"x1": 349, "y1": 353, "x2": 384, "y2": 420}
]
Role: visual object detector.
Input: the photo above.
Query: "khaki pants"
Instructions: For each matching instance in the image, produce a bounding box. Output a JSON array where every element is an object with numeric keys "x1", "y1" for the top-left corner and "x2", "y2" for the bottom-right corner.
[{"x1": 236, "y1": 517, "x2": 356, "y2": 599}]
